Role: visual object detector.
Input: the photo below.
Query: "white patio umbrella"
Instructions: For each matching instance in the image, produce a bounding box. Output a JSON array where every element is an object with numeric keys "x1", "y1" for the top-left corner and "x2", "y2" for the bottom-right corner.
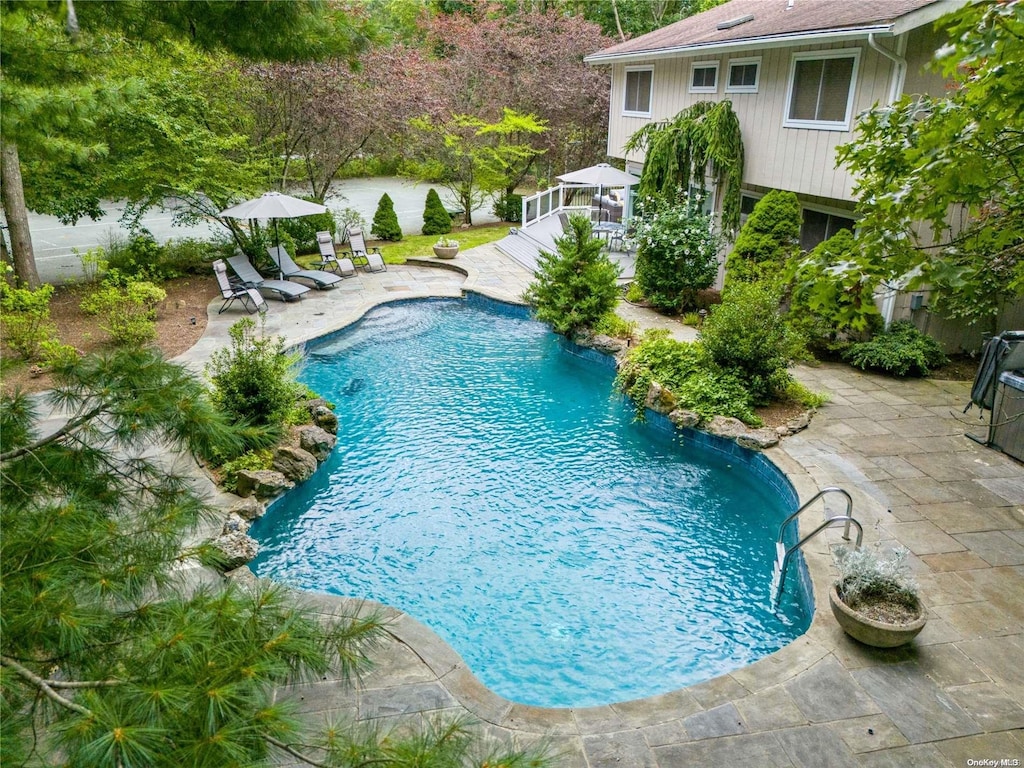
[
  {"x1": 557, "y1": 163, "x2": 640, "y2": 224},
  {"x1": 218, "y1": 191, "x2": 327, "y2": 252}
]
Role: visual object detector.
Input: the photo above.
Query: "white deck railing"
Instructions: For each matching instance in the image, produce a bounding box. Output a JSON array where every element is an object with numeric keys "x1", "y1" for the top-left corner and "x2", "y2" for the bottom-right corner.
[{"x1": 521, "y1": 184, "x2": 606, "y2": 228}]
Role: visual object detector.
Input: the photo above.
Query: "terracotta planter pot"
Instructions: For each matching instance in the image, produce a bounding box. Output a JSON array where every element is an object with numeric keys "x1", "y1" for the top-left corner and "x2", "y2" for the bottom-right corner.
[
  {"x1": 432, "y1": 245, "x2": 458, "y2": 259},
  {"x1": 829, "y1": 584, "x2": 926, "y2": 648}
]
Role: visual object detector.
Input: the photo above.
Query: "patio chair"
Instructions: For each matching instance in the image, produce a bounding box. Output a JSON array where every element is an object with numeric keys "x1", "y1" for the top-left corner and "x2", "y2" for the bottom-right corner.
[
  {"x1": 226, "y1": 254, "x2": 311, "y2": 302},
  {"x1": 341, "y1": 228, "x2": 387, "y2": 273},
  {"x1": 314, "y1": 232, "x2": 356, "y2": 277},
  {"x1": 213, "y1": 259, "x2": 267, "y2": 314},
  {"x1": 267, "y1": 245, "x2": 344, "y2": 289},
  {"x1": 557, "y1": 211, "x2": 570, "y2": 233}
]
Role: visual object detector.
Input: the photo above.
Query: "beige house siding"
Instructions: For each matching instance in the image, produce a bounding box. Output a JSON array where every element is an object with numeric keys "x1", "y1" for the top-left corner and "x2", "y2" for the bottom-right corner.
[
  {"x1": 902, "y1": 24, "x2": 947, "y2": 97},
  {"x1": 607, "y1": 29, "x2": 940, "y2": 203}
]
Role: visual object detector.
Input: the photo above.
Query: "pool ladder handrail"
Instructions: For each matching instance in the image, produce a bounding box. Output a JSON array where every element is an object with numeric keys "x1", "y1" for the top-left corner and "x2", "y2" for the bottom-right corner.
[{"x1": 770, "y1": 487, "x2": 863, "y2": 610}]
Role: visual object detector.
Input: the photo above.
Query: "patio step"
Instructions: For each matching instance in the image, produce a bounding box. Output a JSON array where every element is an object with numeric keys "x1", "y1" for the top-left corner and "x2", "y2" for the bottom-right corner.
[{"x1": 495, "y1": 232, "x2": 541, "y2": 273}]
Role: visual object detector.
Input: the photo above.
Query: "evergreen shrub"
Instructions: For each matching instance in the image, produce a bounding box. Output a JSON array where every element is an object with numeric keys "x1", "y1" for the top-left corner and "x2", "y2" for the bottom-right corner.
[
  {"x1": 524, "y1": 214, "x2": 619, "y2": 336},
  {"x1": 700, "y1": 281, "x2": 802, "y2": 404},
  {"x1": 725, "y1": 189, "x2": 801, "y2": 287},
  {"x1": 422, "y1": 188, "x2": 452, "y2": 235},
  {"x1": 492, "y1": 191, "x2": 523, "y2": 223},
  {"x1": 787, "y1": 228, "x2": 881, "y2": 354},
  {"x1": 843, "y1": 321, "x2": 947, "y2": 377},
  {"x1": 371, "y1": 193, "x2": 403, "y2": 241},
  {"x1": 205, "y1": 317, "x2": 301, "y2": 428}
]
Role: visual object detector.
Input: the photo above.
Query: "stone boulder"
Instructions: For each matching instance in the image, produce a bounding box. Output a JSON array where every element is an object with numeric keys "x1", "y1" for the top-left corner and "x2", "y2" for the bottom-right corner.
[
  {"x1": 644, "y1": 381, "x2": 677, "y2": 415},
  {"x1": 272, "y1": 446, "x2": 318, "y2": 482},
  {"x1": 235, "y1": 469, "x2": 294, "y2": 499},
  {"x1": 736, "y1": 428, "x2": 780, "y2": 451},
  {"x1": 210, "y1": 531, "x2": 259, "y2": 570},
  {"x1": 299, "y1": 425, "x2": 337, "y2": 462},
  {"x1": 229, "y1": 496, "x2": 265, "y2": 522},
  {"x1": 668, "y1": 409, "x2": 700, "y2": 429},
  {"x1": 785, "y1": 411, "x2": 812, "y2": 434},
  {"x1": 225, "y1": 565, "x2": 258, "y2": 587},
  {"x1": 706, "y1": 416, "x2": 748, "y2": 440},
  {"x1": 589, "y1": 333, "x2": 626, "y2": 355},
  {"x1": 222, "y1": 512, "x2": 250, "y2": 535},
  {"x1": 310, "y1": 404, "x2": 338, "y2": 434}
]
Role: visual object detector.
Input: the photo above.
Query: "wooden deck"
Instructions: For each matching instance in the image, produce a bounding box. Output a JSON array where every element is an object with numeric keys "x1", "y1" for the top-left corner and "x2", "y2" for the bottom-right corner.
[{"x1": 495, "y1": 214, "x2": 636, "y2": 281}]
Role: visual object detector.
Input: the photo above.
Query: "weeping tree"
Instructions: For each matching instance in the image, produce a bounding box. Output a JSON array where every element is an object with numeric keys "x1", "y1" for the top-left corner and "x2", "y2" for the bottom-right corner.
[
  {"x1": 0, "y1": 349, "x2": 550, "y2": 768},
  {"x1": 624, "y1": 100, "x2": 745, "y2": 234}
]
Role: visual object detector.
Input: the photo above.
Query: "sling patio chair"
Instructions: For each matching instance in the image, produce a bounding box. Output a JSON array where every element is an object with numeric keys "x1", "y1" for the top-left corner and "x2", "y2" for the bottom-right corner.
[
  {"x1": 340, "y1": 228, "x2": 387, "y2": 273},
  {"x1": 314, "y1": 231, "x2": 356, "y2": 277},
  {"x1": 213, "y1": 259, "x2": 267, "y2": 314},
  {"x1": 267, "y1": 245, "x2": 344, "y2": 289},
  {"x1": 226, "y1": 254, "x2": 311, "y2": 302}
]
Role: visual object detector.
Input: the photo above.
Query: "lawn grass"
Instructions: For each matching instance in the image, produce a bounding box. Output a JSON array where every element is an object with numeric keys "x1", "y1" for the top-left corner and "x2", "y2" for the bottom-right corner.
[{"x1": 297, "y1": 223, "x2": 510, "y2": 266}]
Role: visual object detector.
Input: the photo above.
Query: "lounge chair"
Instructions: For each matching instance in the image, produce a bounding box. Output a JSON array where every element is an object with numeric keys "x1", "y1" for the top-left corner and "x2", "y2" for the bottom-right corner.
[
  {"x1": 340, "y1": 228, "x2": 386, "y2": 273},
  {"x1": 267, "y1": 245, "x2": 344, "y2": 289},
  {"x1": 213, "y1": 259, "x2": 267, "y2": 314},
  {"x1": 226, "y1": 254, "x2": 311, "y2": 302},
  {"x1": 314, "y1": 232, "x2": 356, "y2": 277}
]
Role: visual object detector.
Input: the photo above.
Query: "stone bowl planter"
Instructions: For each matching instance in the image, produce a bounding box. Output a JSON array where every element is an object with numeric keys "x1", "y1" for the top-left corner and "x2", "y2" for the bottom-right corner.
[
  {"x1": 432, "y1": 245, "x2": 458, "y2": 259},
  {"x1": 829, "y1": 584, "x2": 926, "y2": 648}
]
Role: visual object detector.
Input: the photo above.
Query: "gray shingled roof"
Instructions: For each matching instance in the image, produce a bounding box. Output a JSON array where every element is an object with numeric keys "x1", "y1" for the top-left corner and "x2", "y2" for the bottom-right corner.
[{"x1": 587, "y1": 0, "x2": 953, "y2": 61}]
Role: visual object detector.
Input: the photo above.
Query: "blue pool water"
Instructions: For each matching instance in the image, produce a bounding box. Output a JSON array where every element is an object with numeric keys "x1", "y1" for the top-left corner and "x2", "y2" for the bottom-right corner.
[{"x1": 249, "y1": 297, "x2": 810, "y2": 708}]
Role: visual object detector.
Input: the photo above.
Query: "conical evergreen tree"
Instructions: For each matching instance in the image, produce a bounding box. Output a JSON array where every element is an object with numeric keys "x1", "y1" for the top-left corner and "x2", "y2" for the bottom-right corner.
[
  {"x1": 524, "y1": 213, "x2": 620, "y2": 336},
  {"x1": 422, "y1": 188, "x2": 452, "y2": 236},
  {"x1": 370, "y1": 193, "x2": 402, "y2": 241}
]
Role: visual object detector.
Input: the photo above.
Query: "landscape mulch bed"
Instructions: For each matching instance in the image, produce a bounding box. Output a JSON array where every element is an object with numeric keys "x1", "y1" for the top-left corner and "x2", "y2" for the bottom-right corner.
[{"x1": 2, "y1": 276, "x2": 217, "y2": 396}]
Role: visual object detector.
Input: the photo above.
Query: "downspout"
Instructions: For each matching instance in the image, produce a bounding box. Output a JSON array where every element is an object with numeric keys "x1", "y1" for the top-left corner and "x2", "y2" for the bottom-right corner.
[{"x1": 867, "y1": 32, "x2": 908, "y2": 326}]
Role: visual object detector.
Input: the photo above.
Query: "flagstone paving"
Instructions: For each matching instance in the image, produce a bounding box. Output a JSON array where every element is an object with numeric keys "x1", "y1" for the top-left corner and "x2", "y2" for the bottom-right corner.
[{"x1": 180, "y1": 245, "x2": 1024, "y2": 767}]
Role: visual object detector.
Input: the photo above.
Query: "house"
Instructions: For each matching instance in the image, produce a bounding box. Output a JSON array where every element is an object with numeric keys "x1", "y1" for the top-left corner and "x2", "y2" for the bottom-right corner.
[{"x1": 583, "y1": 0, "x2": 1024, "y2": 350}]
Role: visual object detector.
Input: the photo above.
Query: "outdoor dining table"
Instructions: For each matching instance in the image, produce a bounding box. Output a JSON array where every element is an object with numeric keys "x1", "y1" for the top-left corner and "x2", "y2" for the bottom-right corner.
[{"x1": 593, "y1": 222, "x2": 626, "y2": 250}]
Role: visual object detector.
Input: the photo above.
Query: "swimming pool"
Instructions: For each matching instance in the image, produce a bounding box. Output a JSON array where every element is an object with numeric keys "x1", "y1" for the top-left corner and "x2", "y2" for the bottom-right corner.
[{"x1": 249, "y1": 296, "x2": 811, "y2": 708}]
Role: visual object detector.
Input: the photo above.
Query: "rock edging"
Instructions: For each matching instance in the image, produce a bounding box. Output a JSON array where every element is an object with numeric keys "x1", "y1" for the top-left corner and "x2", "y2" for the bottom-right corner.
[
  {"x1": 208, "y1": 400, "x2": 339, "y2": 572},
  {"x1": 571, "y1": 332, "x2": 813, "y2": 451}
]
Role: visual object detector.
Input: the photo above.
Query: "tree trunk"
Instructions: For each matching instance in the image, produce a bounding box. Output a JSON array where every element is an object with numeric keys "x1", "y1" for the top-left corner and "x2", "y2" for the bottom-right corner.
[
  {"x1": 0, "y1": 140, "x2": 40, "y2": 289},
  {"x1": 459, "y1": 183, "x2": 473, "y2": 226}
]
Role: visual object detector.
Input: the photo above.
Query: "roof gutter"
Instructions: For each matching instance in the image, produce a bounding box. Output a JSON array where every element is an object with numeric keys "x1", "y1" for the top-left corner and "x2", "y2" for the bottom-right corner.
[
  {"x1": 867, "y1": 32, "x2": 907, "y2": 105},
  {"x1": 866, "y1": 31, "x2": 908, "y2": 329},
  {"x1": 584, "y1": 24, "x2": 894, "y2": 64}
]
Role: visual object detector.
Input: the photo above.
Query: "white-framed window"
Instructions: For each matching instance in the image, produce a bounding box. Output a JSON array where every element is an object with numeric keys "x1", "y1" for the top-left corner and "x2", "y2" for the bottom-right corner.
[
  {"x1": 725, "y1": 57, "x2": 760, "y2": 93},
  {"x1": 623, "y1": 67, "x2": 653, "y2": 116},
  {"x1": 738, "y1": 192, "x2": 762, "y2": 227},
  {"x1": 689, "y1": 62, "x2": 719, "y2": 93},
  {"x1": 800, "y1": 206, "x2": 856, "y2": 250},
  {"x1": 784, "y1": 49, "x2": 860, "y2": 130}
]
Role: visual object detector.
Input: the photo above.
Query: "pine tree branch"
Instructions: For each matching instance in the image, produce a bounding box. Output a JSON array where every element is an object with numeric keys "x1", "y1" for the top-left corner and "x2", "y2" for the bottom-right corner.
[
  {"x1": 0, "y1": 404, "x2": 106, "y2": 464},
  {"x1": 265, "y1": 735, "x2": 332, "y2": 768},
  {"x1": 1, "y1": 656, "x2": 97, "y2": 718}
]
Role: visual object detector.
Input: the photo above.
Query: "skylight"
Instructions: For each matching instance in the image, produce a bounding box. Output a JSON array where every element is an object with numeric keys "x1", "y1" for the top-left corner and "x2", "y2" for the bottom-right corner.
[{"x1": 717, "y1": 14, "x2": 755, "y2": 30}]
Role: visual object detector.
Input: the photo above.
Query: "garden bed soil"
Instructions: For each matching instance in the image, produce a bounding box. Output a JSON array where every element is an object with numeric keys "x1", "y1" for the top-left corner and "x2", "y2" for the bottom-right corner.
[
  {"x1": 2, "y1": 276, "x2": 217, "y2": 396},
  {"x1": 930, "y1": 353, "x2": 979, "y2": 382}
]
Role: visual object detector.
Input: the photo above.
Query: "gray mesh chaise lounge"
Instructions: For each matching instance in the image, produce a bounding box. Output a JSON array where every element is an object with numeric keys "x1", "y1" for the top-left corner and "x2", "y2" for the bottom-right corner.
[
  {"x1": 226, "y1": 254, "x2": 311, "y2": 302},
  {"x1": 214, "y1": 259, "x2": 267, "y2": 314},
  {"x1": 341, "y1": 228, "x2": 387, "y2": 273},
  {"x1": 267, "y1": 246, "x2": 344, "y2": 289},
  {"x1": 314, "y1": 231, "x2": 356, "y2": 277}
]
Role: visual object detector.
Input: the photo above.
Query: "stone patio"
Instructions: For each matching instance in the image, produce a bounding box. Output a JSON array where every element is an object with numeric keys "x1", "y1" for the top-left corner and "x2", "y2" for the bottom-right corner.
[{"x1": 179, "y1": 244, "x2": 1024, "y2": 767}]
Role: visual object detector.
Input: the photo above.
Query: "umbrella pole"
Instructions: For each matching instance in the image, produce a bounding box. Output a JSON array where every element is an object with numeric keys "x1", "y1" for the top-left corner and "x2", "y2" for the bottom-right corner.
[{"x1": 274, "y1": 218, "x2": 283, "y2": 279}]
